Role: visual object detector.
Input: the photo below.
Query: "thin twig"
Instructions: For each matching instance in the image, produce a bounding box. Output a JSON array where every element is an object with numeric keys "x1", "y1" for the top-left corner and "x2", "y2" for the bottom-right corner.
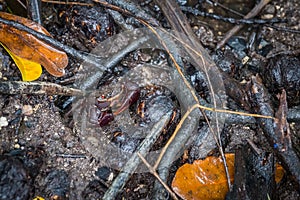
[
  {"x1": 181, "y1": 6, "x2": 284, "y2": 24},
  {"x1": 264, "y1": 24, "x2": 300, "y2": 34},
  {"x1": 55, "y1": 153, "x2": 87, "y2": 159},
  {"x1": 137, "y1": 153, "x2": 179, "y2": 200},
  {"x1": 41, "y1": 0, "x2": 94, "y2": 6},
  {"x1": 216, "y1": 0, "x2": 272, "y2": 49},
  {"x1": 206, "y1": 0, "x2": 244, "y2": 17},
  {"x1": 16, "y1": 0, "x2": 27, "y2": 9}
]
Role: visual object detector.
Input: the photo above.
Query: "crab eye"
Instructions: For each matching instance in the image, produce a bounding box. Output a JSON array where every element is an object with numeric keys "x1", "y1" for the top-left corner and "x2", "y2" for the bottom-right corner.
[{"x1": 97, "y1": 94, "x2": 107, "y2": 102}]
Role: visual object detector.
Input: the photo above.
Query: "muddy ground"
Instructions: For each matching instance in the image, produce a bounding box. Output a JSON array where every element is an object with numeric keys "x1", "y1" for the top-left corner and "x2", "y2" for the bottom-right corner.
[{"x1": 0, "y1": 0, "x2": 299, "y2": 199}]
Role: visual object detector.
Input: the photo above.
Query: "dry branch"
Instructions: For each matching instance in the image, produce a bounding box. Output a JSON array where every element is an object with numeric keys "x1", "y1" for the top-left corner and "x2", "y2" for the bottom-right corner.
[
  {"x1": 247, "y1": 76, "x2": 300, "y2": 190},
  {"x1": 0, "y1": 81, "x2": 83, "y2": 96}
]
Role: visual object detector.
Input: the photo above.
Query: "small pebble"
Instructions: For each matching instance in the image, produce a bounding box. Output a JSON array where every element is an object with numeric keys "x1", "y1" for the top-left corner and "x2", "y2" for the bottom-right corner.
[
  {"x1": 96, "y1": 166, "x2": 114, "y2": 182},
  {"x1": 52, "y1": 132, "x2": 60, "y2": 140},
  {"x1": 14, "y1": 104, "x2": 21, "y2": 110},
  {"x1": 262, "y1": 5, "x2": 276, "y2": 19},
  {"x1": 22, "y1": 105, "x2": 33, "y2": 116},
  {"x1": 0, "y1": 116, "x2": 8, "y2": 129},
  {"x1": 140, "y1": 53, "x2": 151, "y2": 62},
  {"x1": 261, "y1": 14, "x2": 275, "y2": 19}
]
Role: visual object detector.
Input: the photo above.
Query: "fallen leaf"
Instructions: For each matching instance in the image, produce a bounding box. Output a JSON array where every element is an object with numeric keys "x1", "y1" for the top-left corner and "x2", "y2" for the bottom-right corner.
[
  {"x1": 32, "y1": 196, "x2": 45, "y2": 200},
  {"x1": 275, "y1": 163, "x2": 285, "y2": 183},
  {"x1": 172, "y1": 154, "x2": 235, "y2": 200},
  {"x1": 1, "y1": 42, "x2": 42, "y2": 81},
  {"x1": 0, "y1": 12, "x2": 68, "y2": 77}
]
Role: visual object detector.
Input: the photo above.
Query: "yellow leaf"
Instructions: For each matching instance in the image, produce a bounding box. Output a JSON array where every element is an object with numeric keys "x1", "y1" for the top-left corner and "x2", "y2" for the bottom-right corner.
[
  {"x1": 1, "y1": 42, "x2": 42, "y2": 81},
  {"x1": 172, "y1": 154, "x2": 235, "y2": 200},
  {"x1": 32, "y1": 196, "x2": 45, "y2": 200},
  {"x1": 0, "y1": 12, "x2": 68, "y2": 77}
]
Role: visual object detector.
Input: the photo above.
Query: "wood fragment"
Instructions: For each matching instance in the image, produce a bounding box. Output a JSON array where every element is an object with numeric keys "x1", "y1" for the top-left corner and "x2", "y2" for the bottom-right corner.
[
  {"x1": 41, "y1": 0, "x2": 93, "y2": 6},
  {"x1": 0, "y1": 81, "x2": 83, "y2": 96},
  {"x1": 247, "y1": 75, "x2": 300, "y2": 190},
  {"x1": 226, "y1": 144, "x2": 276, "y2": 200},
  {"x1": 275, "y1": 89, "x2": 292, "y2": 151}
]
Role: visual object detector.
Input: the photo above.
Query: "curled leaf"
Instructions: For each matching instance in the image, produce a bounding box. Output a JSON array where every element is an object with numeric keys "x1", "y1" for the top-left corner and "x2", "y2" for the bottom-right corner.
[
  {"x1": 0, "y1": 12, "x2": 68, "y2": 77},
  {"x1": 1, "y1": 42, "x2": 42, "y2": 81},
  {"x1": 172, "y1": 154, "x2": 235, "y2": 200}
]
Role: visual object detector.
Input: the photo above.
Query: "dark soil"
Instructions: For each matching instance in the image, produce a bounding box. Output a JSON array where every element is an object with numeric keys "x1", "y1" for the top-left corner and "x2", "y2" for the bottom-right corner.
[{"x1": 0, "y1": 0, "x2": 299, "y2": 199}]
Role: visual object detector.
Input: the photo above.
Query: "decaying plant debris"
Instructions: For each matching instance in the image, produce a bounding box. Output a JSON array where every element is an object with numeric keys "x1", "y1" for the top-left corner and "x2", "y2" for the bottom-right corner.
[{"x1": 0, "y1": 0, "x2": 299, "y2": 199}]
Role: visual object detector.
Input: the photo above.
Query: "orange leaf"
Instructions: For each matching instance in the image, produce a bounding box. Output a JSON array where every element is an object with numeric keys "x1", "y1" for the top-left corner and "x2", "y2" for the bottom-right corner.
[
  {"x1": 0, "y1": 12, "x2": 68, "y2": 77},
  {"x1": 172, "y1": 154, "x2": 235, "y2": 200},
  {"x1": 1, "y1": 42, "x2": 42, "y2": 81},
  {"x1": 275, "y1": 163, "x2": 285, "y2": 183}
]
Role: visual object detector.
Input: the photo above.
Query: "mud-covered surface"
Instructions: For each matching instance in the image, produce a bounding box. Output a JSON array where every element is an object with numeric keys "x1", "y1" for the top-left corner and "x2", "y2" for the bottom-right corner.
[{"x1": 0, "y1": 0, "x2": 299, "y2": 199}]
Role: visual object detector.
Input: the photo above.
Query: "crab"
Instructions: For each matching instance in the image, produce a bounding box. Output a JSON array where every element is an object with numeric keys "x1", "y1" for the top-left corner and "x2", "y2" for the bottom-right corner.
[{"x1": 90, "y1": 82, "x2": 140, "y2": 127}]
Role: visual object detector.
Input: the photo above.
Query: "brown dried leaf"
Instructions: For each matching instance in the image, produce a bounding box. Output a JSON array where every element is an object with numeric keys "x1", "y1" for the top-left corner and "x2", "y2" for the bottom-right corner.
[
  {"x1": 172, "y1": 154, "x2": 235, "y2": 200},
  {"x1": 0, "y1": 12, "x2": 68, "y2": 77}
]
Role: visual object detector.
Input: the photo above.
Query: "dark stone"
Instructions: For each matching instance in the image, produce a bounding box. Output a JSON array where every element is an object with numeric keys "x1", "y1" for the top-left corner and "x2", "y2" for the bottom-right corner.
[
  {"x1": 262, "y1": 55, "x2": 300, "y2": 106},
  {"x1": 0, "y1": 155, "x2": 32, "y2": 200},
  {"x1": 95, "y1": 166, "x2": 112, "y2": 182},
  {"x1": 41, "y1": 169, "x2": 70, "y2": 200}
]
